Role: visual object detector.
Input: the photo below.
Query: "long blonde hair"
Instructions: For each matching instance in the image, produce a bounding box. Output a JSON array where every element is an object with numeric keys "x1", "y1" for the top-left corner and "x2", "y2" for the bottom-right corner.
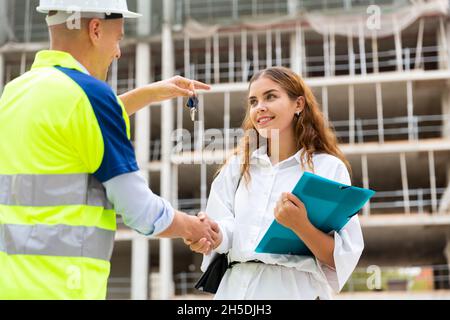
[{"x1": 224, "y1": 67, "x2": 351, "y2": 183}]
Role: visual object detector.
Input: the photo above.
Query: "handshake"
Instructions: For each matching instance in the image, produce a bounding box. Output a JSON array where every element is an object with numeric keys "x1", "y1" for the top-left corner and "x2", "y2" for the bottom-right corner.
[{"x1": 183, "y1": 212, "x2": 222, "y2": 255}]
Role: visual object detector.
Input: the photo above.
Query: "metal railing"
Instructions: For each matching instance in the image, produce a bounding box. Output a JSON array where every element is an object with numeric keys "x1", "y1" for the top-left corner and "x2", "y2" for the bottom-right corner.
[
  {"x1": 107, "y1": 277, "x2": 131, "y2": 298},
  {"x1": 370, "y1": 188, "x2": 446, "y2": 213},
  {"x1": 297, "y1": 0, "x2": 410, "y2": 12},
  {"x1": 345, "y1": 264, "x2": 450, "y2": 292},
  {"x1": 178, "y1": 198, "x2": 203, "y2": 214},
  {"x1": 168, "y1": 45, "x2": 445, "y2": 84},
  {"x1": 175, "y1": 0, "x2": 410, "y2": 25},
  {"x1": 176, "y1": 58, "x2": 292, "y2": 84},
  {"x1": 174, "y1": 272, "x2": 208, "y2": 296},
  {"x1": 334, "y1": 114, "x2": 450, "y2": 144},
  {"x1": 150, "y1": 140, "x2": 162, "y2": 161},
  {"x1": 145, "y1": 114, "x2": 449, "y2": 160},
  {"x1": 102, "y1": 44, "x2": 445, "y2": 89},
  {"x1": 108, "y1": 263, "x2": 450, "y2": 298},
  {"x1": 173, "y1": 263, "x2": 450, "y2": 296},
  {"x1": 175, "y1": 0, "x2": 289, "y2": 25},
  {"x1": 308, "y1": 45, "x2": 443, "y2": 77}
]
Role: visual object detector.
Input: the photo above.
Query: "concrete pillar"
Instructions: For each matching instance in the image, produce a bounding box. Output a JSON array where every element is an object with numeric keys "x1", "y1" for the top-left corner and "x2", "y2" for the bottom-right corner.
[
  {"x1": 232, "y1": 0, "x2": 238, "y2": 20},
  {"x1": 375, "y1": 82, "x2": 385, "y2": 143},
  {"x1": 160, "y1": 0, "x2": 175, "y2": 300},
  {"x1": 440, "y1": 86, "x2": 450, "y2": 211},
  {"x1": 201, "y1": 162, "x2": 207, "y2": 211},
  {"x1": 275, "y1": 29, "x2": 282, "y2": 67},
  {"x1": 137, "y1": 0, "x2": 152, "y2": 37},
  {"x1": 358, "y1": 23, "x2": 366, "y2": 75},
  {"x1": 252, "y1": 33, "x2": 259, "y2": 74},
  {"x1": 348, "y1": 32, "x2": 355, "y2": 76},
  {"x1": 131, "y1": 237, "x2": 149, "y2": 300},
  {"x1": 406, "y1": 81, "x2": 414, "y2": 141},
  {"x1": 0, "y1": 0, "x2": 9, "y2": 46},
  {"x1": 442, "y1": 82, "x2": 450, "y2": 139},
  {"x1": 0, "y1": 53, "x2": 4, "y2": 94},
  {"x1": 241, "y1": 30, "x2": 248, "y2": 82},
  {"x1": 135, "y1": 43, "x2": 151, "y2": 169},
  {"x1": 439, "y1": 164, "x2": 450, "y2": 214},
  {"x1": 428, "y1": 151, "x2": 438, "y2": 214},
  {"x1": 440, "y1": 163, "x2": 450, "y2": 214},
  {"x1": 415, "y1": 18, "x2": 424, "y2": 69},
  {"x1": 394, "y1": 19, "x2": 403, "y2": 72},
  {"x1": 348, "y1": 85, "x2": 355, "y2": 144},
  {"x1": 437, "y1": 17, "x2": 449, "y2": 70},
  {"x1": 447, "y1": 20, "x2": 450, "y2": 70},
  {"x1": 290, "y1": 24, "x2": 302, "y2": 76},
  {"x1": 131, "y1": 42, "x2": 151, "y2": 300},
  {"x1": 130, "y1": 0, "x2": 153, "y2": 301},
  {"x1": 448, "y1": 164, "x2": 450, "y2": 193},
  {"x1": 287, "y1": 0, "x2": 298, "y2": 16},
  {"x1": 443, "y1": 235, "x2": 450, "y2": 287}
]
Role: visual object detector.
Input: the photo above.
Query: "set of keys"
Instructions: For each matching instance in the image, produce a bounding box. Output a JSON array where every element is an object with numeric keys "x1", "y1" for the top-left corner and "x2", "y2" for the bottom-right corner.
[{"x1": 186, "y1": 95, "x2": 198, "y2": 122}]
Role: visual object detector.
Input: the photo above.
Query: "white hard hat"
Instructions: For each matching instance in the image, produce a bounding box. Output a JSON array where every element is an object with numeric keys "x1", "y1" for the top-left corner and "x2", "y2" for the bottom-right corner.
[{"x1": 37, "y1": 0, "x2": 141, "y2": 18}]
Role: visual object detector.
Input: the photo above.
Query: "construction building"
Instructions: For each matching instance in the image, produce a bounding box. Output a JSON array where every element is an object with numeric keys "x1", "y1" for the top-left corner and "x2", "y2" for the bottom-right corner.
[{"x1": 1, "y1": 0, "x2": 450, "y2": 299}]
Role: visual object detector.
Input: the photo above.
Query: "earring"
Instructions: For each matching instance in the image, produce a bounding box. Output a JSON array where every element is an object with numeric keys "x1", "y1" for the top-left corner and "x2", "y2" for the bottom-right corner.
[{"x1": 296, "y1": 111, "x2": 301, "y2": 117}]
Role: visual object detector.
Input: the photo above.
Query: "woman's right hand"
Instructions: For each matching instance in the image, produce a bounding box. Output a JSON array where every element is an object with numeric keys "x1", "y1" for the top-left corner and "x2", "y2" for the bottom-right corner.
[{"x1": 184, "y1": 213, "x2": 223, "y2": 255}]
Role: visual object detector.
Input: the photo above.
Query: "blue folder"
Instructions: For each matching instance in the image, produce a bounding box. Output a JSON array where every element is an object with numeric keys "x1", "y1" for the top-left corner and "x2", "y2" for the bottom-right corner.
[{"x1": 255, "y1": 172, "x2": 376, "y2": 256}]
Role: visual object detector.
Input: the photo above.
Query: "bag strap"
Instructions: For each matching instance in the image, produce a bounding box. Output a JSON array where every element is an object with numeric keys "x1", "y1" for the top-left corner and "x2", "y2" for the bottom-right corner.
[
  {"x1": 231, "y1": 170, "x2": 243, "y2": 217},
  {"x1": 226, "y1": 167, "x2": 243, "y2": 264}
]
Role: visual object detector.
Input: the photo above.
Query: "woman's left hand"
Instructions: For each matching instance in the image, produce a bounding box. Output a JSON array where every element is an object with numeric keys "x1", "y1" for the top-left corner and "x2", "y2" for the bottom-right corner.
[{"x1": 274, "y1": 192, "x2": 311, "y2": 232}]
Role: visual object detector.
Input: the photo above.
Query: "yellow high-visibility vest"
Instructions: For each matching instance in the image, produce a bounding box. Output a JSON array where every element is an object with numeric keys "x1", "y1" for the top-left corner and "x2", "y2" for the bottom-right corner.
[{"x1": 0, "y1": 50, "x2": 138, "y2": 300}]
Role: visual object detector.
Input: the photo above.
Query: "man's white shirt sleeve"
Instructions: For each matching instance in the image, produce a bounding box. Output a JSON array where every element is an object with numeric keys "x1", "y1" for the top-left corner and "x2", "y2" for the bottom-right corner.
[{"x1": 103, "y1": 171, "x2": 175, "y2": 237}]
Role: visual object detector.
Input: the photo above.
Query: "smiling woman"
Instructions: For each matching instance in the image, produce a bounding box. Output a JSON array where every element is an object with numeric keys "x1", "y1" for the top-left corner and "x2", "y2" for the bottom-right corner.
[{"x1": 190, "y1": 67, "x2": 364, "y2": 300}]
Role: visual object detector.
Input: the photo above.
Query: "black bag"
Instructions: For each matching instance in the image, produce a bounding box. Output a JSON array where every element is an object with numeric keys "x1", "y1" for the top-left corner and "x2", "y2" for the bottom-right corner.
[{"x1": 194, "y1": 253, "x2": 229, "y2": 294}]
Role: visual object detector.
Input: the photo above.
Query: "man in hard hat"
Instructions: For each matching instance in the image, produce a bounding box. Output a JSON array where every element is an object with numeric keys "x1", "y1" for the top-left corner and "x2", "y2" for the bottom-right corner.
[{"x1": 0, "y1": 0, "x2": 218, "y2": 300}]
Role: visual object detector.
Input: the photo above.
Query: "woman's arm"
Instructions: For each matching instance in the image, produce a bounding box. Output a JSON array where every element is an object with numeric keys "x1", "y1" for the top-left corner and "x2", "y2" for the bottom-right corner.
[{"x1": 274, "y1": 192, "x2": 336, "y2": 268}]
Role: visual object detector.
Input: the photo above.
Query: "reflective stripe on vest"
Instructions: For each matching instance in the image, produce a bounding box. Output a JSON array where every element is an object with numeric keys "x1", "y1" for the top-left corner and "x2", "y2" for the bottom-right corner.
[
  {"x1": 0, "y1": 174, "x2": 112, "y2": 209},
  {"x1": 0, "y1": 224, "x2": 115, "y2": 261}
]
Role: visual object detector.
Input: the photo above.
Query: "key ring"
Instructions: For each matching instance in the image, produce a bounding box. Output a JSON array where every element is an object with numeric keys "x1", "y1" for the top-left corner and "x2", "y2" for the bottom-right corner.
[
  {"x1": 186, "y1": 95, "x2": 198, "y2": 109},
  {"x1": 186, "y1": 95, "x2": 199, "y2": 122}
]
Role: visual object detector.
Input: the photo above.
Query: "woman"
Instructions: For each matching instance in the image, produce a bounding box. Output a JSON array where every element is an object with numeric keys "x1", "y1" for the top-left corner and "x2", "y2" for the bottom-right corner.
[{"x1": 190, "y1": 67, "x2": 364, "y2": 300}]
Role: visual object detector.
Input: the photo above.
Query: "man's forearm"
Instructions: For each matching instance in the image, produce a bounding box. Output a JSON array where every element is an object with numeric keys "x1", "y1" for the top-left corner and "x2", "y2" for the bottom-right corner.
[
  {"x1": 120, "y1": 76, "x2": 209, "y2": 116},
  {"x1": 119, "y1": 85, "x2": 157, "y2": 116},
  {"x1": 103, "y1": 172, "x2": 176, "y2": 236},
  {"x1": 119, "y1": 81, "x2": 187, "y2": 116},
  {"x1": 156, "y1": 210, "x2": 193, "y2": 239}
]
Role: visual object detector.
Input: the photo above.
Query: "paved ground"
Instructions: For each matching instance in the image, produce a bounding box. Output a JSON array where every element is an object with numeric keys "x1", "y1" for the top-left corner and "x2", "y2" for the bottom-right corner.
[
  {"x1": 174, "y1": 290, "x2": 450, "y2": 300},
  {"x1": 334, "y1": 290, "x2": 450, "y2": 300}
]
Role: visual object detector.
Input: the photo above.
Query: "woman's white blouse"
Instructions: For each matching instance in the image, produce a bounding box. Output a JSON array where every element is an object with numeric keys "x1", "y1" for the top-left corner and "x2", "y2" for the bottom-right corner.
[{"x1": 201, "y1": 148, "x2": 364, "y2": 300}]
